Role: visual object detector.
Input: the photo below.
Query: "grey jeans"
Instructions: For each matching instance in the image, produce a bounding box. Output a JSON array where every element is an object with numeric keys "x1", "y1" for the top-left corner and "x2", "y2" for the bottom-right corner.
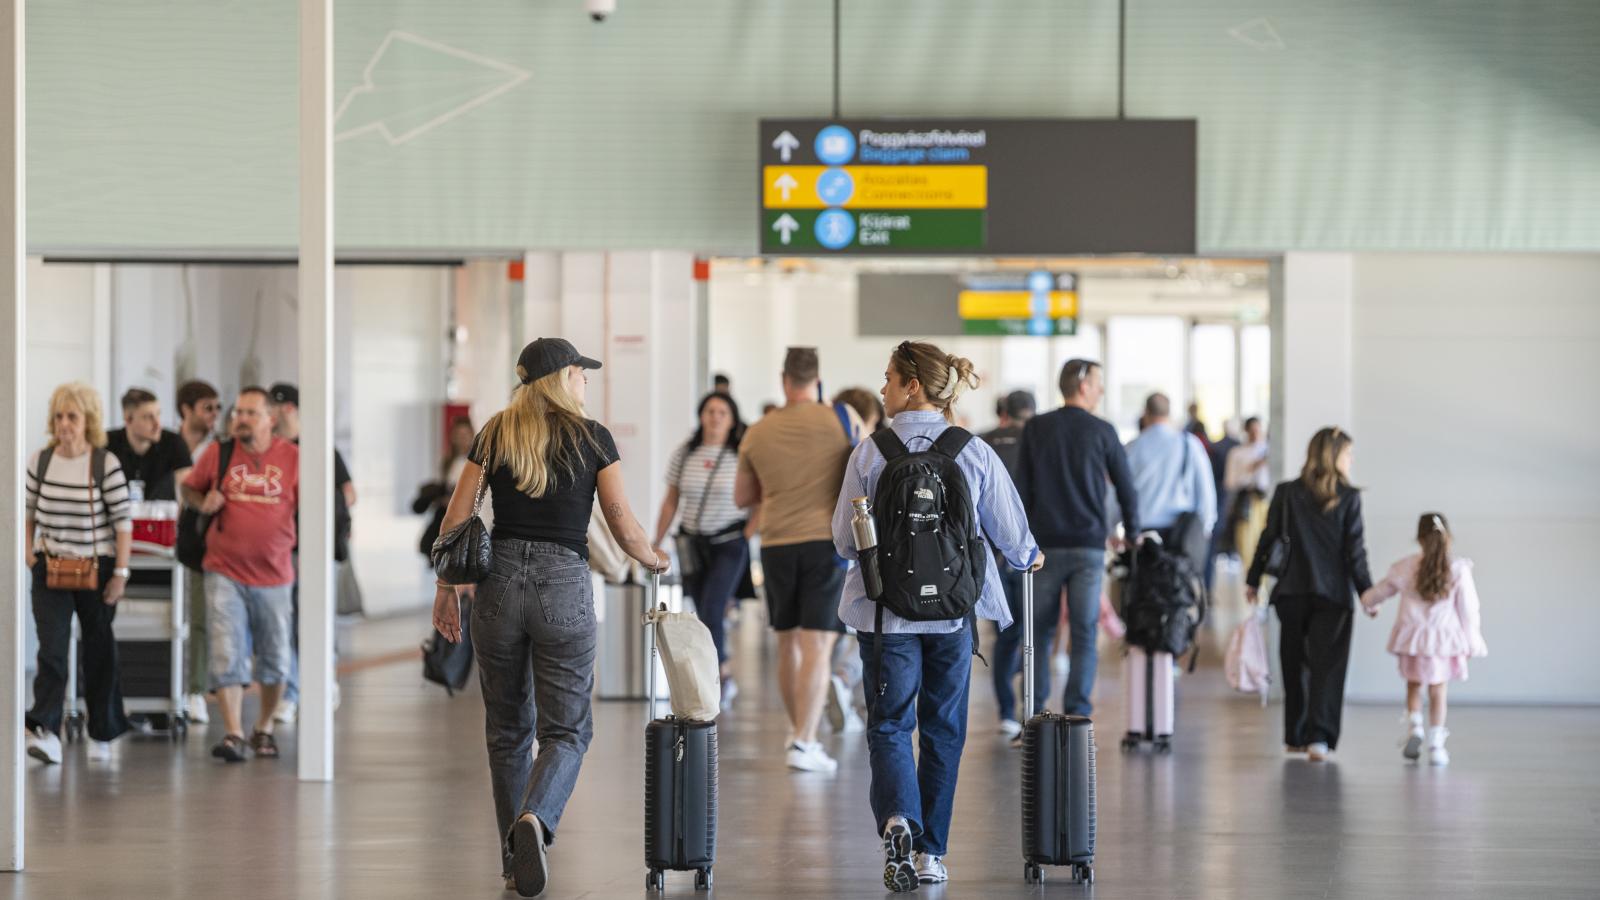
[{"x1": 472, "y1": 539, "x2": 597, "y2": 873}]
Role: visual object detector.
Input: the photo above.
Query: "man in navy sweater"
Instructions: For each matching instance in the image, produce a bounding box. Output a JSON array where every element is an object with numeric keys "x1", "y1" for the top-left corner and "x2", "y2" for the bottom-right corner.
[{"x1": 1014, "y1": 359, "x2": 1140, "y2": 718}]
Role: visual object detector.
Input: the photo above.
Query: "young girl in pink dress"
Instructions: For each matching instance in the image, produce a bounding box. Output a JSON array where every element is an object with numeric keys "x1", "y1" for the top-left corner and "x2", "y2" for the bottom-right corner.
[{"x1": 1360, "y1": 513, "x2": 1487, "y2": 766}]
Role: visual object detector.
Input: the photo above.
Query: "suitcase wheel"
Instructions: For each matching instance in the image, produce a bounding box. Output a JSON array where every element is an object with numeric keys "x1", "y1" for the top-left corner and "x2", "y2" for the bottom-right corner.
[
  {"x1": 695, "y1": 868, "x2": 713, "y2": 891},
  {"x1": 65, "y1": 714, "x2": 85, "y2": 743},
  {"x1": 1024, "y1": 862, "x2": 1043, "y2": 884},
  {"x1": 1077, "y1": 863, "x2": 1095, "y2": 884},
  {"x1": 1120, "y1": 735, "x2": 1138, "y2": 752},
  {"x1": 646, "y1": 869, "x2": 664, "y2": 892},
  {"x1": 1155, "y1": 737, "x2": 1173, "y2": 754}
]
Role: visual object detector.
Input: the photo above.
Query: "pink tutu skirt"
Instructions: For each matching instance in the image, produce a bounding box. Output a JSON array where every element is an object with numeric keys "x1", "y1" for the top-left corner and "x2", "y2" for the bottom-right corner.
[{"x1": 1398, "y1": 654, "x2": 1469, "y2": 685}]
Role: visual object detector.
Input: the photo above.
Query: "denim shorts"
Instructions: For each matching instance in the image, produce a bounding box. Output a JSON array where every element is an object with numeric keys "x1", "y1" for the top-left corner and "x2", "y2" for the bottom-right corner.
[{"x1": 205, "y1": 572, "x2": 294, "y2": 690}]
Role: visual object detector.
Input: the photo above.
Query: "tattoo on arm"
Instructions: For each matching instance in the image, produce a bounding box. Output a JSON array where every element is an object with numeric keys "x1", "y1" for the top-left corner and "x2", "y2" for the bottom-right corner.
[{"x1": 605, "y1": 502, "x2": 624, "y2": 521}]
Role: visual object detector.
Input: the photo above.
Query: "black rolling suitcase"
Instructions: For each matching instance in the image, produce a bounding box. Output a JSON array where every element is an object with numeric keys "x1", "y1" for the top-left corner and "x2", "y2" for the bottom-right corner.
[
  {"x1": 1018, "y1": 571, "x2": 1098, "y2": 885},
  {"x1": 643, "y1": 573, "x2": 717, "y2": 892}
]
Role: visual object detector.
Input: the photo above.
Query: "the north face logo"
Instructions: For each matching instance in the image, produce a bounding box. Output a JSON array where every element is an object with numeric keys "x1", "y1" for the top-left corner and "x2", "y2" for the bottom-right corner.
[
  {"x1": 914, "y1": 488, "x2": 934, "y2": 501},
  {"x1": 920, "y1": 585, "x2": 938, "y2": 597}
]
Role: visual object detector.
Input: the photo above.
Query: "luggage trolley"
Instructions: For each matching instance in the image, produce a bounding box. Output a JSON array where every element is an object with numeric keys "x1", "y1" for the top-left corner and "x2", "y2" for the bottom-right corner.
[{"x1": 64, "y1": 552, "x2": 190, "y2": 741}]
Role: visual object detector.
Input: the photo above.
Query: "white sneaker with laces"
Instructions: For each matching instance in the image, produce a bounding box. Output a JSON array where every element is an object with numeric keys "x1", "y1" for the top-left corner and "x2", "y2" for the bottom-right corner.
[
  {"x1": 1306, "y1": 742, "x2": 1331, "y2": 762},
  {"x1": 785, "y1": 741, "x2": 838, "y2": 773},
  {"x1": 1427, "y1": 726, "x2": 1450, "y2": 766},
  {"x1": 26, "y1": 727, "x2": 62, "y2": 765},
  {"x1": 997, "y1": 719, "x2": 1023, "y2": 740},
  {"x1": 826, "y1": 674, "x2": 852, "y2": 732},
  {"x1": 86, "y1": 739, "x2": 113, "y2": 761},
  {"x1": 882, "y1": 815, "x2": 916, "y2": 893},
  {"x1": 914, "y1": 852, "x2": 948, "y2": 884},
  {"x1": 273, "y1": 700, "x2": 298, "y2": 724},
  {"x1": 186, "y1": 693, "x2": 211, "y2": 725},
  {"x1": 1401, "y1": 712, "x2": 1424, "y2": 761}
]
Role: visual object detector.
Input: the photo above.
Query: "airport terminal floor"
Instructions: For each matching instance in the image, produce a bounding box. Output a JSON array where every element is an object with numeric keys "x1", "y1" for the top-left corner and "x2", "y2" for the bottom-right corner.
[{"x1": 11, "y1": 599, "x2": 1600, "y2": 900}]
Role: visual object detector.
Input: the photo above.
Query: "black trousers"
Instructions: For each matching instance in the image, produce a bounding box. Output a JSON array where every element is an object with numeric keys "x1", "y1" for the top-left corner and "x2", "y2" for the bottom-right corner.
[
  {"x1": 26, "y1": 557, "x2": 132, "y2": 741},
  {"x1": 1273, "y1": 593, "x2": 1353, "y2": 749}
]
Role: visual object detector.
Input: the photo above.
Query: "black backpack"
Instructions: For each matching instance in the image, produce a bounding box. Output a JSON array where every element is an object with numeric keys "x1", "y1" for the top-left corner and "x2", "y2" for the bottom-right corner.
[
  {"x1": 176, "y1": 440, "x2": 235, "y2": 571},
  {"x1": 1121, "y1": 537, "x2": 1206, "y2": 665}
]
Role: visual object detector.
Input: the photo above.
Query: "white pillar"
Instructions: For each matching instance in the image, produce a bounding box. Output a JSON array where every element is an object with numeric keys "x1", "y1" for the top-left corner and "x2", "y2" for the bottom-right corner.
[
  {"x1": 1271, "y1": 252, "x2": 1354, "y2": 479},
  {"x1": 0, "y1": 0, "x2": 24, "y2": 871},
  {"x1": 297, "y1": 0, "x2": 335, "y2": 783}
]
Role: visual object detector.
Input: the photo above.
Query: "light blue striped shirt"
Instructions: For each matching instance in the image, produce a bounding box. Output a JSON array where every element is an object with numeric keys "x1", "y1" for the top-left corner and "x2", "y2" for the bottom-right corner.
[{"x1": 832, "y1": 411, "x2": 1040, "y2": 634}]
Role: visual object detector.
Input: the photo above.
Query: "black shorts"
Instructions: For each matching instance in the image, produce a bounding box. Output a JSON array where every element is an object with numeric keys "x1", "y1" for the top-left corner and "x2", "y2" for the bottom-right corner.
[{"x1": 761, "y1": 540, "x2": 847, "y2": 633}]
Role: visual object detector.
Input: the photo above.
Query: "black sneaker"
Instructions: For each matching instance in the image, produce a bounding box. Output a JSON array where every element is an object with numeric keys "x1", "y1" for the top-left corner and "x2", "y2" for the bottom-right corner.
[
  {"x1": 882, "y1": 815, "x2": 917, "y2": 892},
  {"x1": 511, "y1": 812, "x2": 549, "y2": 897},
  {"x1": 211, "y1": 734, "x2": 249, "y2": 763}
]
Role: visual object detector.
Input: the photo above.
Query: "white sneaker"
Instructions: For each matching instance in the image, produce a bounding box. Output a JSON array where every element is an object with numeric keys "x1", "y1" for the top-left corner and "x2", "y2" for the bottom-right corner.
[
  {"x1": 720, "y1": 677, "x2": 739, "y2": 707},
  {"x1": 826, "y1": 674, "x2": 852, "y2": 733},
  {"x1": 997, "y1": 719, "x2": 1023, "y2": 740},
  {"x1": 882, "y1": 815, "x2": 916, "y2": 893},
  {"x1": 914, "y1": 852, "x2": 948, "y2": 884},
  {"x1": 1401, "y1": 713, "x2": 1424, "y2": 761},
  {"x1": 26, "y1": 727, "x2": 62, "y2": 765},
  {"x1": 1427, "y1": 726, "x2": 1450, "y2": 766},
  {"x1": 1306, "y1": 742, "x2": 1331, "y2": 762},
  {"x1": 1051, "y1": 653, "x2": 1070, "y2": 677},
  {"x1": 86, "y1": 739, "x2": 113, "y2": 761},
  {"x1": 273, "y1": 700, "x2": 298, "y2": 724},
  {"x1": 186, "y1": 693, "x2": 211, "y2": 725},
  {"x1": 785, "y1": 741, "x2": 838, "y2": 773},
  {"x1": 839, "y1": 706, "x2": 867, "y2": 735}
]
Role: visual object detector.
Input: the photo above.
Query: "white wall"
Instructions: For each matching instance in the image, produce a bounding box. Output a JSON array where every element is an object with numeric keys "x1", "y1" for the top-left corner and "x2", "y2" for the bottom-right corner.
[{"x1": 1345, "y1": 254, "x2": 1600, "y2": 705}]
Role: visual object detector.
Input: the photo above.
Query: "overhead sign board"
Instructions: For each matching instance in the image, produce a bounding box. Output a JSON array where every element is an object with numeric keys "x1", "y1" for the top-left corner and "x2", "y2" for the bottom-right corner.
[{"x1": 759, "y1": 118, "x2": 1195, "y2": 255}]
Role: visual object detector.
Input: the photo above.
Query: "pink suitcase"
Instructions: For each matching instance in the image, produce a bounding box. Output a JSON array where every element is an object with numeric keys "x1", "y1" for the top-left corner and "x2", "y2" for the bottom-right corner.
[{"x1": 1120, "y1": 647, "x2": 1175, "y2": 753}]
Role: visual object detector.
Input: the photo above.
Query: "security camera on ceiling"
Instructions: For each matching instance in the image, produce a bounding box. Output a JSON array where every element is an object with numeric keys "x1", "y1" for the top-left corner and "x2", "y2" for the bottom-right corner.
[{"x1": 585, "y1": 0, "x2": 616, "y2": 22}]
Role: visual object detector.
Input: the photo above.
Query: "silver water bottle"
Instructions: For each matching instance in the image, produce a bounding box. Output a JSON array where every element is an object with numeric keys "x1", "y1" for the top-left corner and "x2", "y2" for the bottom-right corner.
[{"x1": 851, "y1": 497, "x2": 885, "y2": 600}]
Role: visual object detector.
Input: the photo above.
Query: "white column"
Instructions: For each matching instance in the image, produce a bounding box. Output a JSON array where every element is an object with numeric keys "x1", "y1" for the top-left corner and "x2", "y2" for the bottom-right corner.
[
  {"x1": 297, "y1": 0, "x2": 335, "y2": 783},
  {"x1": 1271, "y1": 253, "x2": 1354, "y2": 478},
  {"x1": 0, "y1": 0, "x2": 24, "y2": 871}
]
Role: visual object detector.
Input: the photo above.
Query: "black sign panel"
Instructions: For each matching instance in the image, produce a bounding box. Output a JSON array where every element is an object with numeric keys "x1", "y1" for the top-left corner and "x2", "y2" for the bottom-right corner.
[{"x1": 759, "y1": 118, "x2": 1195, "y2": 256}]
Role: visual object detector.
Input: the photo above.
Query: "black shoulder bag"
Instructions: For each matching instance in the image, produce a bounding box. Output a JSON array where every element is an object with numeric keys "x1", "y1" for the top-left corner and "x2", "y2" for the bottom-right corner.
[
  {"x1": 673, "y1": 446, "x2": 731, "y2": 579},
  {"x1": 430, "y1": 464, "x2": 492, "y2": 584},
  {"x1": 1262, "y1": 484, "x2": 1293, "y2": 579}
]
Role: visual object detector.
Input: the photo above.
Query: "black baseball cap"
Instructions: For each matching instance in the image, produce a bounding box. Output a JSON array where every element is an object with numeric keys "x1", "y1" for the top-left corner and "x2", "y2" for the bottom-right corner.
[
  {"x1": 517, "y1": 337, "x2": 602, "y2": 385},
  {"x1": 1004, "y1": 389, "x2": 1037, "y2": 418},
  {"x1": 268, "y1": 383, "x2": 299, "y2": 406}
]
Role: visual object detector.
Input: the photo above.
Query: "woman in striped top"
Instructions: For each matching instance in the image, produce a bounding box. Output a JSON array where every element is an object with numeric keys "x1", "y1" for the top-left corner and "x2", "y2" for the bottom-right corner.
[
  {"x1": 652, "y1": 392, "x2": 755, "y2": 702},
  {"x1": 22, "y1": 382, "x2": 134, "y2": 765}
]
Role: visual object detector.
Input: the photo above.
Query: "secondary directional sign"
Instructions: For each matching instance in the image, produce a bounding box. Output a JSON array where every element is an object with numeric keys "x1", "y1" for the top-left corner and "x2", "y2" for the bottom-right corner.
[{"x1": 759, "y1": 118, "x2": 1196, "y2": 255}]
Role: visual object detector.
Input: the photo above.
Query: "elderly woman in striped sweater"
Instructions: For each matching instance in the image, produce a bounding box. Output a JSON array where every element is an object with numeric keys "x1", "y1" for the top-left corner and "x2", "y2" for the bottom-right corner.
[{"x1": 23, "y1": 382, "x2": 134, "y2": 765}]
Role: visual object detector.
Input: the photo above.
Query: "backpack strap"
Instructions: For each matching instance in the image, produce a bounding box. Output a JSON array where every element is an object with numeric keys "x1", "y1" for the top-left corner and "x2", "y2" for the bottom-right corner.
[
  {"x1": 931, "y1": 426, "x2": 973, "y2": 460},
  {"x1": 36, "y1": 447, "x2": 53, "y2": 485},
  {"x1": 833, "y1": 402, "x2": 858, "y2": 448},
  {"x1": 870, "y1": 427, "x2": 911, "y2": 463},
  {"x1": 211, "y1": 439, "x2": 236, "y2": 532},
  {"x1": 91, "y1": 447, "x2": 107, "y2": 494}
]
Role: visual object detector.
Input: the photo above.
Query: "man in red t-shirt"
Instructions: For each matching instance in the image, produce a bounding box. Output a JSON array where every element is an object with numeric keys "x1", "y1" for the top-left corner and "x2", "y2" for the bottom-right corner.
[{"x1": 181, "y1": 386, "x2": 299, "y2": 763}]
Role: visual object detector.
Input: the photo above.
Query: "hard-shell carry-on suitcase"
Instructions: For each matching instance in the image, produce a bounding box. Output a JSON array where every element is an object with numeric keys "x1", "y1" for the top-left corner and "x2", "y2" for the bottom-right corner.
[
  {"x1": 1018, "y1": 570, "x2": 1098, "y2": 885},
  {"x1": 643, "y1": 572, "x2": 717, "y2": 892},
  {"x1": 1121, "y1": 646, "x2": 1176, "y2": 753}
]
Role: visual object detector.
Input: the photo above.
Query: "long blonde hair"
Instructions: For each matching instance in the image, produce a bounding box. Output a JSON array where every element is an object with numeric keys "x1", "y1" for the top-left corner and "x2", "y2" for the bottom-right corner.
[
  {"x1": 476, "y1": 368, "x2": 607, "y2": 497},
  {"x1": 1300, "y1": 426, "x2": 1353, "y2": 511},
  {"x1": 46, "y1": 382, "x2": 109, "y2": 449},
  {"x1": 889, "y1": 340, "x2": 979, "y2": 423}
]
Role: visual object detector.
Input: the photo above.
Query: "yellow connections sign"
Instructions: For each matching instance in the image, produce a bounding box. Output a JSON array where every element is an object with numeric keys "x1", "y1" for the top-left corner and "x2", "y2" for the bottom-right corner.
[
  {"x1": 763, "y1": 165, "x2": 987, "y2": 210},
  {"x1": 957, "y1": 290, "x2": 1079, "y2": 320}
]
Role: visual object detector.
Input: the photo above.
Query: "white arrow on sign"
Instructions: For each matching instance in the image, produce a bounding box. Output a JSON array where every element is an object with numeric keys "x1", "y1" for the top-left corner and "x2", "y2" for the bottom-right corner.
[
  {"x1": 773, "y1": 172, "x2": 799, "y2": 202},
  {"x1": 772, "y1": 130, "x2": 800, "y2": 162},
  {"x1": 772, "y1": 213, "x2": 799, "y2": 245}
]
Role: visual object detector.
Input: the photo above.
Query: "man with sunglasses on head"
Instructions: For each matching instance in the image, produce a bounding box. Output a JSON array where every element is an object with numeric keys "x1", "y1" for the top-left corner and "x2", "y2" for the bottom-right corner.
[{"x1": 1012, "y1": 359, "x2": 1140, "y2": 725}]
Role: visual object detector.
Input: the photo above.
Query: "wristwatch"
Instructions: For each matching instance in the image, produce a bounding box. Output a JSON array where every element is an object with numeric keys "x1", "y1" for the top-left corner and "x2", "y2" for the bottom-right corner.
[{"x1": 112, "y1": 567, "x2": 131, "y2": 579}]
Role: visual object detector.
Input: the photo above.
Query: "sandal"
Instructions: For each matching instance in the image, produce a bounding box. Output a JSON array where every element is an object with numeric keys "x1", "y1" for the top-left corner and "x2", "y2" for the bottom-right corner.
[
  {"x1": 211, "y1": 734, "x2": 249, "y2": 763},
  {"x1": 250, "y1": 730, "x2": 280, "y2": 759}
]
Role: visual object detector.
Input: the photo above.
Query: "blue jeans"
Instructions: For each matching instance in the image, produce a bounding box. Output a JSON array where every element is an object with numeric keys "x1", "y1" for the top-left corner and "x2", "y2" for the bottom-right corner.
[
  {"x1": 472, "y1": 539, "x2": 596, "y2": 874},
  {"x1": 683, "y1": 535, "x2": 747, "y2": 665},
  {"x1": 856, "y1": 627, "x2": 972, "y2": 857},
  {"x1": 205, "y1": 573, "x2": 295, "y2": 690},
  {"x1": 1033, "y1": 547, "x2": 1106, "y2": 717},
  {"x1": 990, "y1": 565, "x2": 1028, "y2": 722}
]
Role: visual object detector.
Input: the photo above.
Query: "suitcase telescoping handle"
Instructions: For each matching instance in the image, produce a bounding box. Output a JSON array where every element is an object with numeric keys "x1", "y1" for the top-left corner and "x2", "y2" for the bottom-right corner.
[
  {"x1": 1022, "y1": 567, "x2": 1035, "y2": 723},
  {"x1": 645, "y1": 570, "x2": 661, "y2": 724}
]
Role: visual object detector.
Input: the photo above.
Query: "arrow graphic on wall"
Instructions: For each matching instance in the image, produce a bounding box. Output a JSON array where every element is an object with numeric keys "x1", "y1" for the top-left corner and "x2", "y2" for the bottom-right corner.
[
  {"x1": 773, "y1": 172, "x2": 799, "y2": 202},
  {"x1": 335, "y1": 32, "x2": 531, "y2": 145},
  {"x1": 772, "y1": 130, "x2": 799, "y2": 162},
  {"x1": 772, "y1": 214, "x2": 799, "y2": 245}
]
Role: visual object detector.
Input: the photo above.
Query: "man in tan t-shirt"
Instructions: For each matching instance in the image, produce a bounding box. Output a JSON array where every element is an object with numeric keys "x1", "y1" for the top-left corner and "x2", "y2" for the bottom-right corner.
[{"x1": 737, "y1": 347, "x2": 861, "y2": 773}]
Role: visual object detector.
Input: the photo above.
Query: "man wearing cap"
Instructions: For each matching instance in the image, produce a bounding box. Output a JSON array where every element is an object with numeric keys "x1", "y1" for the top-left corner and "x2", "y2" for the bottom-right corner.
[
  {"x1": 981, "y1": 389, "x2": 1037, "y2": 738},
  {"x1": 736, "y1": 347, "x2": 862, "y2": 773},
  {"x1": 265, "y1": 382, "x2": 356, "y2": 723}
]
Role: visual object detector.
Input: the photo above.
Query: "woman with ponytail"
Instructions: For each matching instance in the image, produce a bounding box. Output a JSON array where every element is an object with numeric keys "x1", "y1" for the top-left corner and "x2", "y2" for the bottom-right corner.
[
  {"x1": 1360, "y1": 513, "x2": 1487, "y2": 766},
  {"x1": 1245, "y1": 426, "x2": 1375, "y2": 762},
  {"x1": 831, "y1": 341, "x2": 1042, "y2": 891}
]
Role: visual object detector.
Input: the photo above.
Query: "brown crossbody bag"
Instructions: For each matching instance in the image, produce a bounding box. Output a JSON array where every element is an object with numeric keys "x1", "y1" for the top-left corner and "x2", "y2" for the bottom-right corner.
[{"x1": 40, "y1": 447, "x2": 106, "y2": 592}]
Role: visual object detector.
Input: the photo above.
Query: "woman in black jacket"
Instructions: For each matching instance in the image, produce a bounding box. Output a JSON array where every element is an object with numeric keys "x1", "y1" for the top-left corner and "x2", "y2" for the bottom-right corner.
[{"x1": 1246, "y1": 426, "x2": 1373, "y2": 761}]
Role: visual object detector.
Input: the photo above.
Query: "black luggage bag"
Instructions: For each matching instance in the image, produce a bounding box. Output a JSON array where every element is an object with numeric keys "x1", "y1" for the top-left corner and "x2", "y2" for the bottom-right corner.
[
  {"x1": 642, "y1": 572, "x2": 717, "y2": 892},
  {"x1": 1018, "y1": 571, "x2": 1098, "y2": 885}
]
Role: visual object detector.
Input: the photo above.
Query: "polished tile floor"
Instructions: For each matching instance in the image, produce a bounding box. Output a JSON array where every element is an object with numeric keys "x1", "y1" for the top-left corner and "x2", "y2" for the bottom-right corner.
[{"x1": 8, "y1": 608, "x2": 1600, "y2": 899}]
